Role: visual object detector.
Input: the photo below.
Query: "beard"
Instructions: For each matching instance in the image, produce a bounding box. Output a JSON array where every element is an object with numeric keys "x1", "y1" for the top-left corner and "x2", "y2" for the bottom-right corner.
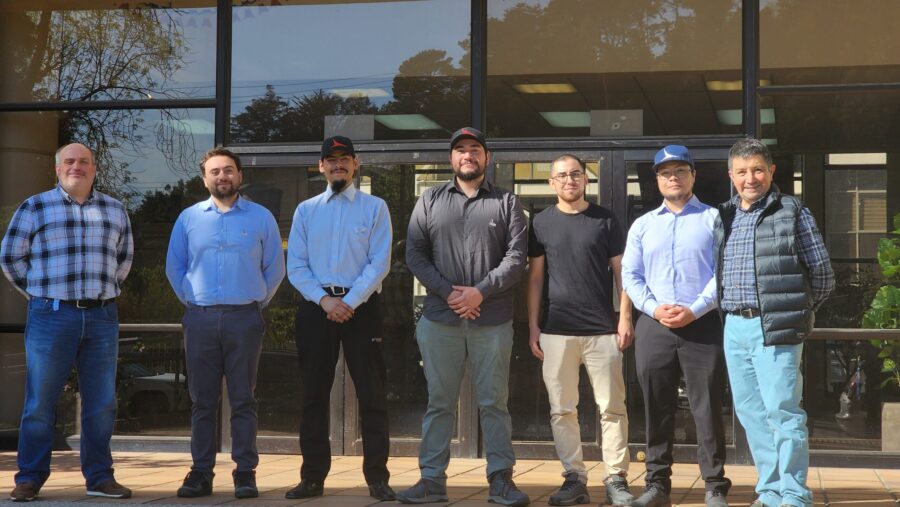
[
  {"x1": 558, "y1": 188, "x2": 585, "y2": 203},
  {"x1": 211, "y1": 182, "x2": 238, "y2": 200},
  {"x1": 331, "y1": 178, "x2": 349, "y2": 192},
  {"x1": 453, "y1": 162, "x2": 484, "y2": 182}
]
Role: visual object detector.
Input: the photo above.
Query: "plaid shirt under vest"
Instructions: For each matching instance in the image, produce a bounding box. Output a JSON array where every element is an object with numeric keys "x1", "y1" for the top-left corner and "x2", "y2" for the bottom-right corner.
[
  {"x1": 720, "y1": 194, "x2": 834, "y2": 312},
  {"x1": 0, "y1": 185, "x2": 133, "y2": 300}
]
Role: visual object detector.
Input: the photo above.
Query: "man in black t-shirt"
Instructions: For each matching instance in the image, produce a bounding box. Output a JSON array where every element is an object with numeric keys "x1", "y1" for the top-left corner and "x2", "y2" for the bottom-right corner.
[{"x1": 527, "y1": 154, "x2": 634, "y2": 507}]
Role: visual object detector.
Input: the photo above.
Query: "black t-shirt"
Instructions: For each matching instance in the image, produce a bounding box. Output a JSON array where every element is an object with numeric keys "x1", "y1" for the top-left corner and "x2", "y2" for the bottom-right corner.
[{"x1": 528, "y1": 203, "x2": 625, "y2": 336}]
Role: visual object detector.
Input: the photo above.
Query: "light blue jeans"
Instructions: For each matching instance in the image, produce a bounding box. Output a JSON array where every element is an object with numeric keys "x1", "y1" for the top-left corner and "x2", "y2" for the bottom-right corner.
[
  {"x1": 724, "y1": 314, "x2": 812, "y2": 507},
  {"x1": 415, "y1": 317, "x2": 516, "y2": 484},
  {"x1": 17, "y1": 297, "x2": 120, "y2": 489}
]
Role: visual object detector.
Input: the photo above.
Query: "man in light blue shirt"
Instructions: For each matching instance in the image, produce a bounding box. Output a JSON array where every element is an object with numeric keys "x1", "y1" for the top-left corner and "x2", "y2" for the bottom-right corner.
[
  {"x1": 165, "y1": 147, "x2": 285, "y2": 500},
  {"x1": 622, "y1": 145, "x2": 730, "y2": 507},
  {"x1": 284, "y1": 136, "x2": 395, "y2": 502}
]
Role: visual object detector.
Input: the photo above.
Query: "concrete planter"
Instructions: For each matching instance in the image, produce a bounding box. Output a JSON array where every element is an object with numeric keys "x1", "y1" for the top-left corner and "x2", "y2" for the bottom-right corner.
[{"x1": 883, "y1": 402, "x2": 900, "y2": 451}]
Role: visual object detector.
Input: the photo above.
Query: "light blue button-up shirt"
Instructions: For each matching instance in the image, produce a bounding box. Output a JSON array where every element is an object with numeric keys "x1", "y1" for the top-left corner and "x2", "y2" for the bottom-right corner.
[
  {"x1": 287, "y1": 184, "x2": 392, "y2": 309},
  {"x1": 165, "y1": 196, "x2": 285, "y2": 307},
  {"x1": 622, "y1": 194, "x2": 718, "y2": 319}
]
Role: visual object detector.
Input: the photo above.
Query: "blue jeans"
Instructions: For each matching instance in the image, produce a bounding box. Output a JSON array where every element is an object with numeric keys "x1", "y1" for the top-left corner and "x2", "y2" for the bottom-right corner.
[
  {"x1": 16, "y1": 297, "x2": 120, "y2": 489},
  {"x1": 415, "y1": 317, "x2": 515, "y2": 484},
  {"x1": 724, "y1": 315, "x2": 812, "y2": 507}
]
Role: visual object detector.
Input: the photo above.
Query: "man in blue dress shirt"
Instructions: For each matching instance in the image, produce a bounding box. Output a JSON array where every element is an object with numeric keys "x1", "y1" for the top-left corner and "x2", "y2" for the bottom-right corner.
[
  {"x1": 284, "y1": 136, "x2": 395, "y2": 502},
  {"x1": 165, "y1": 147, "x2": 285, "y2": 499},
  {"x1": 622, "y1": 145, "x2": 730, "y2": 507}
]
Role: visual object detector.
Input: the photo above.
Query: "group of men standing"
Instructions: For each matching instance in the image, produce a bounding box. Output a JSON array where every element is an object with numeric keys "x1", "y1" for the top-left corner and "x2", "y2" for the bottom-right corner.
[{"x1": 1, "y1": 131, "x2": 832, "y2": 507}]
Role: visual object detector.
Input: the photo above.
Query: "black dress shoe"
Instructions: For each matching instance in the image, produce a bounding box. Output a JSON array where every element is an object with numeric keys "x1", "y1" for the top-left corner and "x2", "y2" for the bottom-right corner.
[
  {"x1": 284, "y1": 479, "x2": 324, "y2": 499},
  {"x1": 177, "y1": 470, "x2": 214, "y2": 498},
  {"x1": 368, "y1": 480, "x2": 396, "y2": 501}
]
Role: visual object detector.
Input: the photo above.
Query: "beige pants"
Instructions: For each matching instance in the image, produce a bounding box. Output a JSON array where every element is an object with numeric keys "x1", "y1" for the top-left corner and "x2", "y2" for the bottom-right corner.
[{"x1": 540, "y1": 333, "x2": 629, "y2": 482}]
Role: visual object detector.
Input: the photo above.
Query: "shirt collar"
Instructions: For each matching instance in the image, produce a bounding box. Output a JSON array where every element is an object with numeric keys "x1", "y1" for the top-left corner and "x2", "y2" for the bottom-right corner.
[
  {"x1": 731, "y1": 190, "x2": 771, "y2": 214},
  {"x1": 201, "y1": 194, "x2": 245, "y2": 212},
  {"x1": 325, "y1": 182, "x2": 358, "y2": 202},
  {"x1": 56, "y1": 184, "x2": 95, "y2": 204},
  {"x1": 448, "y1": 176, "x2": 492, "y2": 196},
  {"x1": 653, "y1": 194, "x2": 703, "y2": 215}
]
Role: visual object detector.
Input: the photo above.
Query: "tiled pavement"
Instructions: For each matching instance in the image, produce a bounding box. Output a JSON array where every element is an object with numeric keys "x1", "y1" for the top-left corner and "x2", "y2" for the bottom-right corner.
[{"x1": 0, "y1": 452, "x2": 897, "y2": 506}]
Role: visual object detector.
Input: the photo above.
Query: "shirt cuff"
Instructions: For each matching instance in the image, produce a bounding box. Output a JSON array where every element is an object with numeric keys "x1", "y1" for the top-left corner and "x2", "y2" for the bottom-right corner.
[{"x1": 642, "y1": 300, "x2": 660, "y2": 318}]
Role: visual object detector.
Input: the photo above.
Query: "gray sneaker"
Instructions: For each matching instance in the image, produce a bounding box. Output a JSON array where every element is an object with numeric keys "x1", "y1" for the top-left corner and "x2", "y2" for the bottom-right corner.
[
  {"x1": 396, "y1": 478, "x2": 449, "y2": 504},
  {"x1": 548, "y1": 472, "x2": 589, "y2": 506},
  {"x1": 630, "y1": 484, "x2": 671, "y2": 507},
  {"x1": 488, "y1": 469, "x2": 530, "y2": 506},
  {"x1": 604, "y1": 474, "x2": 634, "y2": 506},
  {"x1": 705, "y1": 490, "x2": 729, "y2": 507}
]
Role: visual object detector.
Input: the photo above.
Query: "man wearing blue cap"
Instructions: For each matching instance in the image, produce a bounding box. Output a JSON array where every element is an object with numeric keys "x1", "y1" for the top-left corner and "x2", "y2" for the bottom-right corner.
[{"x1": 622, "y1": 145, "x2": 730, "y2": 507}]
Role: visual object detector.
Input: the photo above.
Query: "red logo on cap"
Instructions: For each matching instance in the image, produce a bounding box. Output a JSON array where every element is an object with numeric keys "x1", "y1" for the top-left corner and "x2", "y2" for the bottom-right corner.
[
  {"x1": 330, "y1": 139, "x2": 347, "y2": 149},
  {"x1": 460, "y1": 128, "x2": 474, "y2": 136}
]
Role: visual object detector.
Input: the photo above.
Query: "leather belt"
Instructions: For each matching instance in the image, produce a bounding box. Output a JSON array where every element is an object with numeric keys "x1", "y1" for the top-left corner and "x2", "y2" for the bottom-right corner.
[
  {"x1": 61, "y1": 298, "x2": 115, "y2": 309},
  {"x1": 728, "y1": 308, "x2": 760, "y2": 319},
  {"x1": 323, "y1": 286, "x2": 351, "y2": 297}
]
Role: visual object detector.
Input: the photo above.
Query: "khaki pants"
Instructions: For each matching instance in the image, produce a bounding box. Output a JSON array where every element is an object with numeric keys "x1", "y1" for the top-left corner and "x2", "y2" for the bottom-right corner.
[{"x1": 540, "y1": 333, "x2": 629, "y2": 482}]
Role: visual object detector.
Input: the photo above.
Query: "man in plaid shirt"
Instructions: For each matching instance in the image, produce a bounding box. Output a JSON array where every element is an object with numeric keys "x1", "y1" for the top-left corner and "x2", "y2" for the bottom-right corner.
[
  {"x1": 0, "y1": 143, "x2": 134, "y2": 502},
  {"x1": 715, "y1": 138, "x2": 834, "y2": 507}
]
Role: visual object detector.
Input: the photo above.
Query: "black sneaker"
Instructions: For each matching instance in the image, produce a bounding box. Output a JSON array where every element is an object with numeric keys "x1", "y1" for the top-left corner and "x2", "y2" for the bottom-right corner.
[
  {"x1": 233, "y1": 470, "x2": 258, "y2": 499},
  {"x1": 548, "y1": 472, "x2": 589, "y2": 506},
  {"x1": 604, "y1": 474, "x2": 635, "y2": 506},
  {"x1": 86, "y1": 479, "x2": 132, "y2": 499},
  {"x1": 177, "y1": 470, "x2": 214, "y2": 498},
  {"x1": 631, "y1": 484, "x2": 671, "y2": 507},
  {"x1": 10, "y1": 482, "x2": 40, "y2": 502},
  {"x1": 284, "y1": 479, "x2": 324, "y2": 499},
  {"x1": 368, "y1": 480, "x2": 396, "y2": 501},
  {"x1": 396, "y1": 478, "x2": 449, "y2": 504},
  {"x1": 487, "y1": 469, "x2": 530, "y2": 506}
]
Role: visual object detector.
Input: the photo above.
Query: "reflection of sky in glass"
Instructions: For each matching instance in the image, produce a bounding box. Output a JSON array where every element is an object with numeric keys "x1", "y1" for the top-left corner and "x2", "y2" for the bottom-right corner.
[
  {"x1": 231, "y1": 1, "x2": 469, "y2": 109},
  {"x1": 108, "y1": 109, "x2": 214, "y2": 200}
]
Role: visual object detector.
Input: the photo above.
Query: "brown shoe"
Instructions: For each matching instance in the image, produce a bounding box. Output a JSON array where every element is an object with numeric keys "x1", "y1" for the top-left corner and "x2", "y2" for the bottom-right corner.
[
  {"x1": 86, "y1": 479, "x2": 132, "y2": 499},
  {"x1": 10, "y1": 482, "x2": 40, "y2": 502}
]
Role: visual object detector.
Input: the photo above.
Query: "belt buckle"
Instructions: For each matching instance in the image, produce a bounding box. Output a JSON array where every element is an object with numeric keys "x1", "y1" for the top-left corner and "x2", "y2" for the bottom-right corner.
[
  {"x1": 740, "y1": 308, "x2": 754, "y2": 319},
  {"x1": 76, "y1": 300, "x2": 88, "y2": 309},
  {"x1": 330, "y1": 286, "x2": 347, "y2": 297}
]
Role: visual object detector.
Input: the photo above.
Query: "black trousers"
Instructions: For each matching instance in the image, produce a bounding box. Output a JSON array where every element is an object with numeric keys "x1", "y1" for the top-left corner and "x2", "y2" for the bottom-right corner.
[
  {"x1": 634, "y1": 312, "x2": 731, "y2": 494},
  {"x1": 294, "y1": 293, "x2": 389, "y2": 484}
]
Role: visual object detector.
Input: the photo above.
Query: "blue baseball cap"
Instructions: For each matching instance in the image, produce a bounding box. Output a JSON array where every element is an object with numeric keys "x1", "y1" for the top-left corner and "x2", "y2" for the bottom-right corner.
[{"x1": 652, "y1": 145, "x2": 694, "y2": 172}]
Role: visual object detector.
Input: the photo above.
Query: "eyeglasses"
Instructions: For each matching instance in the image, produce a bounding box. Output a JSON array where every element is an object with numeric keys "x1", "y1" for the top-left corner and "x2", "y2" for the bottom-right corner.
[
  {"x1": 656, "y1": 168, "x2": 693, "y2": 179},
  {"x1": 550, "y1": 170, "x2": 585, "y2": 182}
]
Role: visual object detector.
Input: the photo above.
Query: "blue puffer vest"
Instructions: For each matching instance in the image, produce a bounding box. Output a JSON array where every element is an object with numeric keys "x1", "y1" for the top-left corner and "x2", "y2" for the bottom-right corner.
[{"x1": 714, "y1": 186, "x2": 814, "y2": 345}]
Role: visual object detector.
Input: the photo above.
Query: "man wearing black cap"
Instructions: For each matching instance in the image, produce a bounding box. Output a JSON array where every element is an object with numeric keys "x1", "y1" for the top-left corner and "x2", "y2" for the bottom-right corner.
[
  {"x1": 621, "y1": 145, "x2": 730, "y2": 507},
  {"x1": 400, "y1": 127, "x2": 529, "y2": 506},
  {"x1": 284, "y1": 136, "x2": 395, "y2": 501}
]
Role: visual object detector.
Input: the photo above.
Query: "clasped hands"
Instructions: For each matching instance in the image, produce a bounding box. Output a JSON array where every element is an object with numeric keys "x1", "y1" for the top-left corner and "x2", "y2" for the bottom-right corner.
[
  {"x1": 320, "y1": 295, "x2": 354, "y2": 323},
  {"x1": 653, "y1": 304, "x2": 696, "y2": 328},
  {"x1": 447, "y1": 285, "x2": 482, "y2": 320}
]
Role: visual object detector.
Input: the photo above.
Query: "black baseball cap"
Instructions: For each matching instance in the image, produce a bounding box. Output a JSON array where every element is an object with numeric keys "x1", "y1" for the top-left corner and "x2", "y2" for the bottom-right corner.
[
  {"x1": 321, "y1": 136, "x2": 356, "y2": 159},
  {"x1": 449, "y1": 127, "x2": 487, "y2": 151}
]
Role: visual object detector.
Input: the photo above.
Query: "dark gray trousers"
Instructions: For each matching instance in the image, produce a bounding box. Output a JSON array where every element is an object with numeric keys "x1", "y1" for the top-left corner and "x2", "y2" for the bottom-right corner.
[
  {"x1": 634, "y1": 312, "x2": 731, "y2": 494},
  {"x1": 183, "y1": 302, "x2": 264, "y2": 472}
]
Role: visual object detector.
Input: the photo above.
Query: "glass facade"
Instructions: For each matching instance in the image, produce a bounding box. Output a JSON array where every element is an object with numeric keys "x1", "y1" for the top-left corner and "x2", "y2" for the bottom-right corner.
[
  {"x1": 1, "y1": 0, "x2": 899, "y2": 463},
  {"x1": 229, "y1": 0, "x2": 470, "y2": 143}
]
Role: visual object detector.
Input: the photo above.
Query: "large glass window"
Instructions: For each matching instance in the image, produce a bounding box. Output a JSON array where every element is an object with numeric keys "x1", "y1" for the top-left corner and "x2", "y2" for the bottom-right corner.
[
  {"x1": 0, "y1": 3, "x2": 217, "y2": 103},
  {"x1": 486, "y1": 0, "x2": 742, "y2": 138},
  {"x1": 229, "y1": 1, "x2": 470, "y2": 143},
  {"x1": 760, "y1": 0, "x2": 900, "y2": 86}
]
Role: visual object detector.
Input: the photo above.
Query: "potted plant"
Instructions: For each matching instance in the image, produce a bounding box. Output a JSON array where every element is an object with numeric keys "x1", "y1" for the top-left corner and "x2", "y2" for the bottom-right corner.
[{"x1": 861, "y1": 213, "x2": 900, "y2": 450}]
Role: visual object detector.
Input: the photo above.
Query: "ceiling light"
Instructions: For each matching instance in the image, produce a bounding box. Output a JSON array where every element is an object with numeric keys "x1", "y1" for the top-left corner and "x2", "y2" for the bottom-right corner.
[
  {"x1": 330, "y1": 88, "x2": 390, "y2": 98},
  {"x1": 540, "y1": 111, "x2": 591, "y2": 128},
  {"x1": 715, "y1": 108, "x2": 776, "y2": 126},
  {"x1": 374, "y1": 114, "x2": 441, "y2": 130},
  {"x1": 514, "y1": 83, "x2": 577, "y2": 94},
  {"x1": 705, "y1": 79, "x2": 772, "y2": 91}
]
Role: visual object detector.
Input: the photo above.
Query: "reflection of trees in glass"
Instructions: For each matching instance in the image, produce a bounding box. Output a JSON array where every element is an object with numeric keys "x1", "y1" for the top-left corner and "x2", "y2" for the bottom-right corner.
[{"x1": 8, "y1": 8, "x2": 197, "y2": 195}]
